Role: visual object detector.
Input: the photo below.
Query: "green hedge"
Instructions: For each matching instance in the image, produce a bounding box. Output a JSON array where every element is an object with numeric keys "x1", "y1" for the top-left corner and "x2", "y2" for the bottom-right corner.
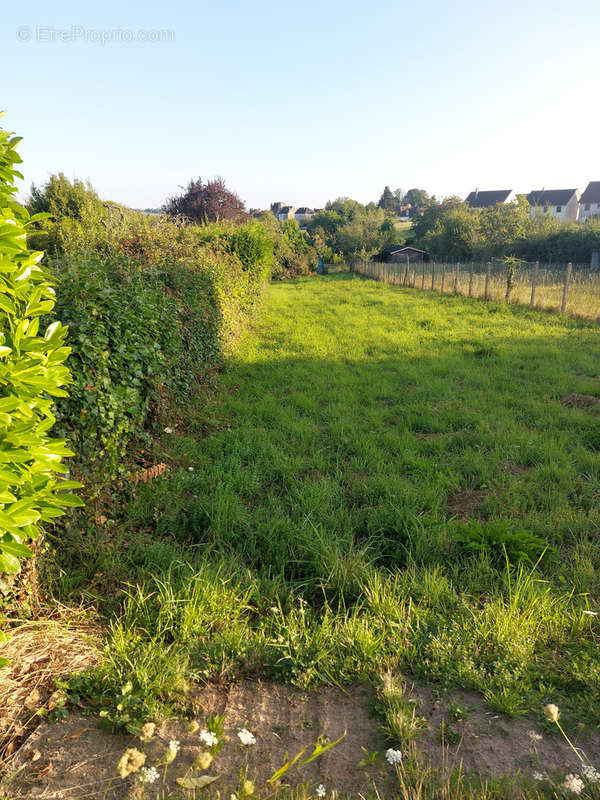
[{"x1": 49, "y1": 238, "x2": 269, "y2": 480}]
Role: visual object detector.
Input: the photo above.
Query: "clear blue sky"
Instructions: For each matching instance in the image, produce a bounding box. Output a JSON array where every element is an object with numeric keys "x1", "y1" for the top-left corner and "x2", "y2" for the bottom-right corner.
[{"x1": 3, "y1": 0, "x2": 599, "y2": 210}]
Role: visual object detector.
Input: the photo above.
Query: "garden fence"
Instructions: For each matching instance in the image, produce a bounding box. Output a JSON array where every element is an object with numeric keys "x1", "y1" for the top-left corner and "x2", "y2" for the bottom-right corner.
[{"x1": 352, "y1": 259, "x2": 600, "y2": 321}]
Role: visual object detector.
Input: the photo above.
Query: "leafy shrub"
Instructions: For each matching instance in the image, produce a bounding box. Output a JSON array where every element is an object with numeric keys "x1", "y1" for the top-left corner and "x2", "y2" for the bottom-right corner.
[
  {"x1": 49, "y1": 239, "x2": 269, "y2": 479},
  {"x1": 0, "y1": 117, "x2": 81, "y2": 583},
  {"x1": 452, "y1": 520, "x2": 548, "y2": 565}
]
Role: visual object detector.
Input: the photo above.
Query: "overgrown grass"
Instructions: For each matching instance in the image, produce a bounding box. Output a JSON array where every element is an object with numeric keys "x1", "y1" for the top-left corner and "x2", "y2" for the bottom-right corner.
[{"x1": 51, "y1": 274, "x2": 600, "y2": 741}]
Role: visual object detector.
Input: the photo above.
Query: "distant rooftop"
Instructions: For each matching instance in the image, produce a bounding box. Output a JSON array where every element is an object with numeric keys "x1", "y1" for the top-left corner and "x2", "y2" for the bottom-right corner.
[
  {"x1": 465, "y1": 189, "x2": 513, "y2": 208},
  {"x1": 526, "y1": 189, "x2": 577, "y2": 207},
  {"x1": 581, "y1": 182, "x2": 600, "y2": 204}
]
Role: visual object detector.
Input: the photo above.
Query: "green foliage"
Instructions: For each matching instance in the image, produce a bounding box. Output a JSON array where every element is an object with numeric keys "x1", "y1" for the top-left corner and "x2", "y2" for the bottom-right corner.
[
  {"x1": 412, "y1": 194, "x2": 600, "y2": 261},
  {"x1": 307, "y1": 198, "x2": 402, "y2": 263},
  {"x1": 61, "y1": 275, "x2": 600, "y2": 732},
  {"x1": 50, "y1": 245, "x2": 266, "y2": 479},
  {"x1": 0, "y1": 116, "x2": 80, "y2": 580},
  {"x1": 23, "y1": 174, "x2": 274, "y2": 479},
  {"x1": 452, "y1": 520, "x2": 548, "y2": 566}
]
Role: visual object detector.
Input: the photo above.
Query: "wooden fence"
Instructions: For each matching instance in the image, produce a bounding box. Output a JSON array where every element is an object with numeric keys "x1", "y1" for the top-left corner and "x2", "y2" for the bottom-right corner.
[{"x1": 352, "y1": 260, "x2": 600, "y2": 321}]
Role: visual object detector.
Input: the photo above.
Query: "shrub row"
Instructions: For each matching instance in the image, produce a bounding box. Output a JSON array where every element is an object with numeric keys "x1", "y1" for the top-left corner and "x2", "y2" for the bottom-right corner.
[{"x1": 49, "y1": 239, "x2": 269, "y2": 480}]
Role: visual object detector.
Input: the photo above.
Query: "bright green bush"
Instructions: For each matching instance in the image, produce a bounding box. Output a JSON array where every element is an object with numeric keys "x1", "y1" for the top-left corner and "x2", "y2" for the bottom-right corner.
[{"x1": 0, "y1": 116, "x2": 81, "y2": 584}]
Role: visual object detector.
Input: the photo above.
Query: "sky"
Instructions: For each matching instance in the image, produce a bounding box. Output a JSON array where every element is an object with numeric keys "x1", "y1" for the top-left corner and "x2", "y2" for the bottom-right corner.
[{"x1": 2, "y1": 0, "x2": 600, "y2": 211}]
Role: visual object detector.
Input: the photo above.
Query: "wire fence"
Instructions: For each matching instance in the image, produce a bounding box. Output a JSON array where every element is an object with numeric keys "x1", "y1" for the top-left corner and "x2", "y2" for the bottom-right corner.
[{"x1": 352, "y1": 260, "x2": 600, "y2": 321}]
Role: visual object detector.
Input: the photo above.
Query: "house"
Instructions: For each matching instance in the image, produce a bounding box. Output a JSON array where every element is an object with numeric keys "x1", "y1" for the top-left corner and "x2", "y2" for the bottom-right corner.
[
  {"x1": 397, "y1": 203, "x2": 415, "y2": 221},
  {"x1": 465, "y1": 189, "x2": 515, "y2": 208},
  {"x1": 270, "y1": 201, "x2": 286, "y2": 217},
  {"x1": 386, "y1": 246, "x2": 427, "y2": 264},
  {"x1": 294, "y1": 207, "x2": 314, "y2": 225},
  {"x1": 277, "y1": 206, "x2": 296, "y2": 222},
  {"x1": 579, "y1": 182, "x2": 600, "y2": 222},
  {"x1": 526, "y1": 189, "x2": 580, "y2": 222}
]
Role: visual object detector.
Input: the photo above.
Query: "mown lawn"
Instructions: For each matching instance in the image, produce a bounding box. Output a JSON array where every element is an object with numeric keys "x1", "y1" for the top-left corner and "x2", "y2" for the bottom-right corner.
[{"x1": 58, "y1": 273, "x2": 600, "y2": 734}]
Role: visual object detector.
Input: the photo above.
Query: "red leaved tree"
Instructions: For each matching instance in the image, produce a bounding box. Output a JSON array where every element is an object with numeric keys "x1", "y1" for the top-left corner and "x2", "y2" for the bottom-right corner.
[{"x1": 163, "y1": 177, "x2": 247, "y2": 223}]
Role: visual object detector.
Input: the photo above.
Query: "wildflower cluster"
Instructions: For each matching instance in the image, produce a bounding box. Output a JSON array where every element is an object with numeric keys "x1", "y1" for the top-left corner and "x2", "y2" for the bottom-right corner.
[
  {"x1": 139, "y1": 765, "x2": 160, "y2": 784},
  {"x1": 385, "y1": 747, "x2": 403, "y2": 766},
  {"x1": 238, "y1": 728, "x2": 256, "y2": 745},
  {"x1": 200, "y1": 728, "x2": 219, "y2": 747}
]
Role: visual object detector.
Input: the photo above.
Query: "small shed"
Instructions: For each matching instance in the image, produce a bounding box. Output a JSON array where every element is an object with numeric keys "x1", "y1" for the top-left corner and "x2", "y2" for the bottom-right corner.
[{"x1": 386, "y1": 246, "x2": 427, "y2": 264}]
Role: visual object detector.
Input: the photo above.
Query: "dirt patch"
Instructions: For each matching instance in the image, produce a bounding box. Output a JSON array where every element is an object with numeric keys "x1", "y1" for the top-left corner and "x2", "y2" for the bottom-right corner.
[
  {"x1": 5, "y1": 681, "x2": 600, "y2": 798},
  {"x1": 406, "y1": 684, "x2": 600, "y2": 780},
  {"x1": 562, "y1": 393, "x2": 599, "y2": 409},
  {"x1": 4, "y1": 681, "x2": 392, "y2": 799},
  {"x1": 504, "y1": 461, "x2": 531, "y2": 476},
  {"x1": 448, "y1": 489, "x2": 487, "y2": 519},
  {"x1": 0, "y1": 619, "x2": 100, "y2": 763}
]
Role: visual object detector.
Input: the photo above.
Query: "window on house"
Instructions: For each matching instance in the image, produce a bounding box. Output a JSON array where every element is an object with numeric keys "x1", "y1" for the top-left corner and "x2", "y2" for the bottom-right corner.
[{"x1": 556, "y1": 206, "x2": 562, "y2": 212}]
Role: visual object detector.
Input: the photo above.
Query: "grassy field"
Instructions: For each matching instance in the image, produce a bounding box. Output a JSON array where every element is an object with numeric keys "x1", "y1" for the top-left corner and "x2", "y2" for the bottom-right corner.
[{"x1": 44, "y1": 273, "x2": 600, "y2": 795}]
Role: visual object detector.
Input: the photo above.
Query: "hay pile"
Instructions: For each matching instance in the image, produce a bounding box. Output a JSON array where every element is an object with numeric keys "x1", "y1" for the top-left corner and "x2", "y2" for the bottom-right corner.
[{"x1": 0, "y1": 615, "x2": 100, "y2": 766}]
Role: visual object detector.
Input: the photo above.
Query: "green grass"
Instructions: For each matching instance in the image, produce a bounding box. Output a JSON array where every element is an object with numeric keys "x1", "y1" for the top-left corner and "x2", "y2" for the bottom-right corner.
[{"x1": 52, "y1": 274, "x2": 600, "y2": 739}]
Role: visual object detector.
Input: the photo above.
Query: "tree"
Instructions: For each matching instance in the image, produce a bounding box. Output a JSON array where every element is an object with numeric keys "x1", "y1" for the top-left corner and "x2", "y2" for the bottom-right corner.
[
  {"x1": 403, "y1": 188, "x2": 430, "y2": 208},
  {"x1": 378, "y1": 186, "x2": 395, "y2": 213},
  {"x1": 29, "y1": 173, "x2": 102, "y2": 220},
  {"x1": 478, "y1": 197, "x2": 529, "y2": 256},
  {"x1": 164, "y1": 177, "x2": 247, "y2": 223}
]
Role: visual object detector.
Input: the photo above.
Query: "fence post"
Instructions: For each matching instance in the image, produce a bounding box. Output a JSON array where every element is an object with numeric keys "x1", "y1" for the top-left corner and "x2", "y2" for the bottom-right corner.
[
  {"x1": 484, "y1": 262, "x2": 491, "y2": 300},
  {"x1": 454, "y1": 263, "x2": 460, "y2": 294},
  {"x1": 403, "y1": 262, "x2": 409, "y2": 286},
  {"x1": 530, "y1": 261, "x2": 539, "y2": 307},
  {"x1": 421, "y1": 262, "x2": 426, "y2": 290},
  {"x1": 468, "y1": 264, "x2": 474, "y2": 297},
  {"x1": 441, "y1": 263, "x2": 446, "y2": 293},
  {"x1": 431, "y1": 262, "x2": 435, "y2": 291},
  {"x1": 561, "y1": 262, "x2": 572, "y2": 313}
]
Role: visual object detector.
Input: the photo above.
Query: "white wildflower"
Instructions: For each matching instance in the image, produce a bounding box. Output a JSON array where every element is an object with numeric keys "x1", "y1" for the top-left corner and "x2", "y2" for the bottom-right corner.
[
  {"x1": 199, "y1": 729, "x2": 219, "y2": 747},
  {"x1": 563, "y1": 774, "x2": 584, "y2": 795},
  {"x1": 139, "y1": 765, "x2": 160, "y2": 784},
  {"x1": 188, "y1": 466, "x2": 194, "y2": 471},
  {"x1": 582, "y1": 764, "x2": 600, "y2": 783},
  {"x1": 237, "y1": 728, "x2": 256, "y2": 745},
  {"x1": 385, "y1": 747, "x2": 403, "y2": 765},
  {"x1": 527, "y1": 729, "x2": 542, "y2": 742},
  {"x1": 532, "y1": 771, "x2": 546, "y2": 781},
  {"x1": 164, "y1": 426, "x2": 173, "y2": 434},
  {"x1": 543, "y1": 703, "x2": 560, "y2": 722},
  {"x1": 316, "y1": 785, "x2": 326, "y2": 797},
  {"x1": 165, "y1": 739, "x2": 180, "y2": 763}
]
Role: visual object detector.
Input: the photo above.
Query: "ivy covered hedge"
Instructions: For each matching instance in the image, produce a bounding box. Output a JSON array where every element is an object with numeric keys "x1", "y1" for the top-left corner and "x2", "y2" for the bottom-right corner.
[{"x1": 49, "y1": 236, "x2": 270, "y2": 479}]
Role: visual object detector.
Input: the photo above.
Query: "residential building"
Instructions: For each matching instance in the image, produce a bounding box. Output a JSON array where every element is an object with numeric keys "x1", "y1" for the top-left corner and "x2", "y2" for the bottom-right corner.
[
  {"x1": 526, "y1": 189, "x2": 580, "y2": 222},
  {"x1": 465, "y1": 189, "x2": 515, "y2": 208},
  {"x1": 277, "y1": 206, "x2": 296, "y2": 221},
  {"x1": 294, "y1": 207, "x2": 314, "y2": 225},
  {"x1": 579, "y1": 182, "x2": 600, "y2": 222}
]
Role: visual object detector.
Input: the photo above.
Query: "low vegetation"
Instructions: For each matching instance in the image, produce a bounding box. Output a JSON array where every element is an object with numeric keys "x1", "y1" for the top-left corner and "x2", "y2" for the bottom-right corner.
[
  {"x1": 25, "y1": 272, "x2": 597, "y2": 797},
  {"x1": 2, "y1": 125, "x2": 600, "y2": 797}
]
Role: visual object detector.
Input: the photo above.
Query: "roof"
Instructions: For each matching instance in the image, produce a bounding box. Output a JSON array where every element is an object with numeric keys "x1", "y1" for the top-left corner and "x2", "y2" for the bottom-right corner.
[
  {"x1": 526, "y1": 189, "x2": 577, "y2": 207},
  {"x1": 465, "y1": 190, "x2": 513, "y2": 208},
  {"x1": 388, "y1": 246, "x2": 426, "y2": 254},
  {"x1": 295, "y1": 207, "x2": 313, "y2": 214},
  {"x1": 279, "y1": 206, "x2": 294, "y2": 214},
  {"x1": 580, "y1": 182, "x2": 600, "y2": 204}
]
